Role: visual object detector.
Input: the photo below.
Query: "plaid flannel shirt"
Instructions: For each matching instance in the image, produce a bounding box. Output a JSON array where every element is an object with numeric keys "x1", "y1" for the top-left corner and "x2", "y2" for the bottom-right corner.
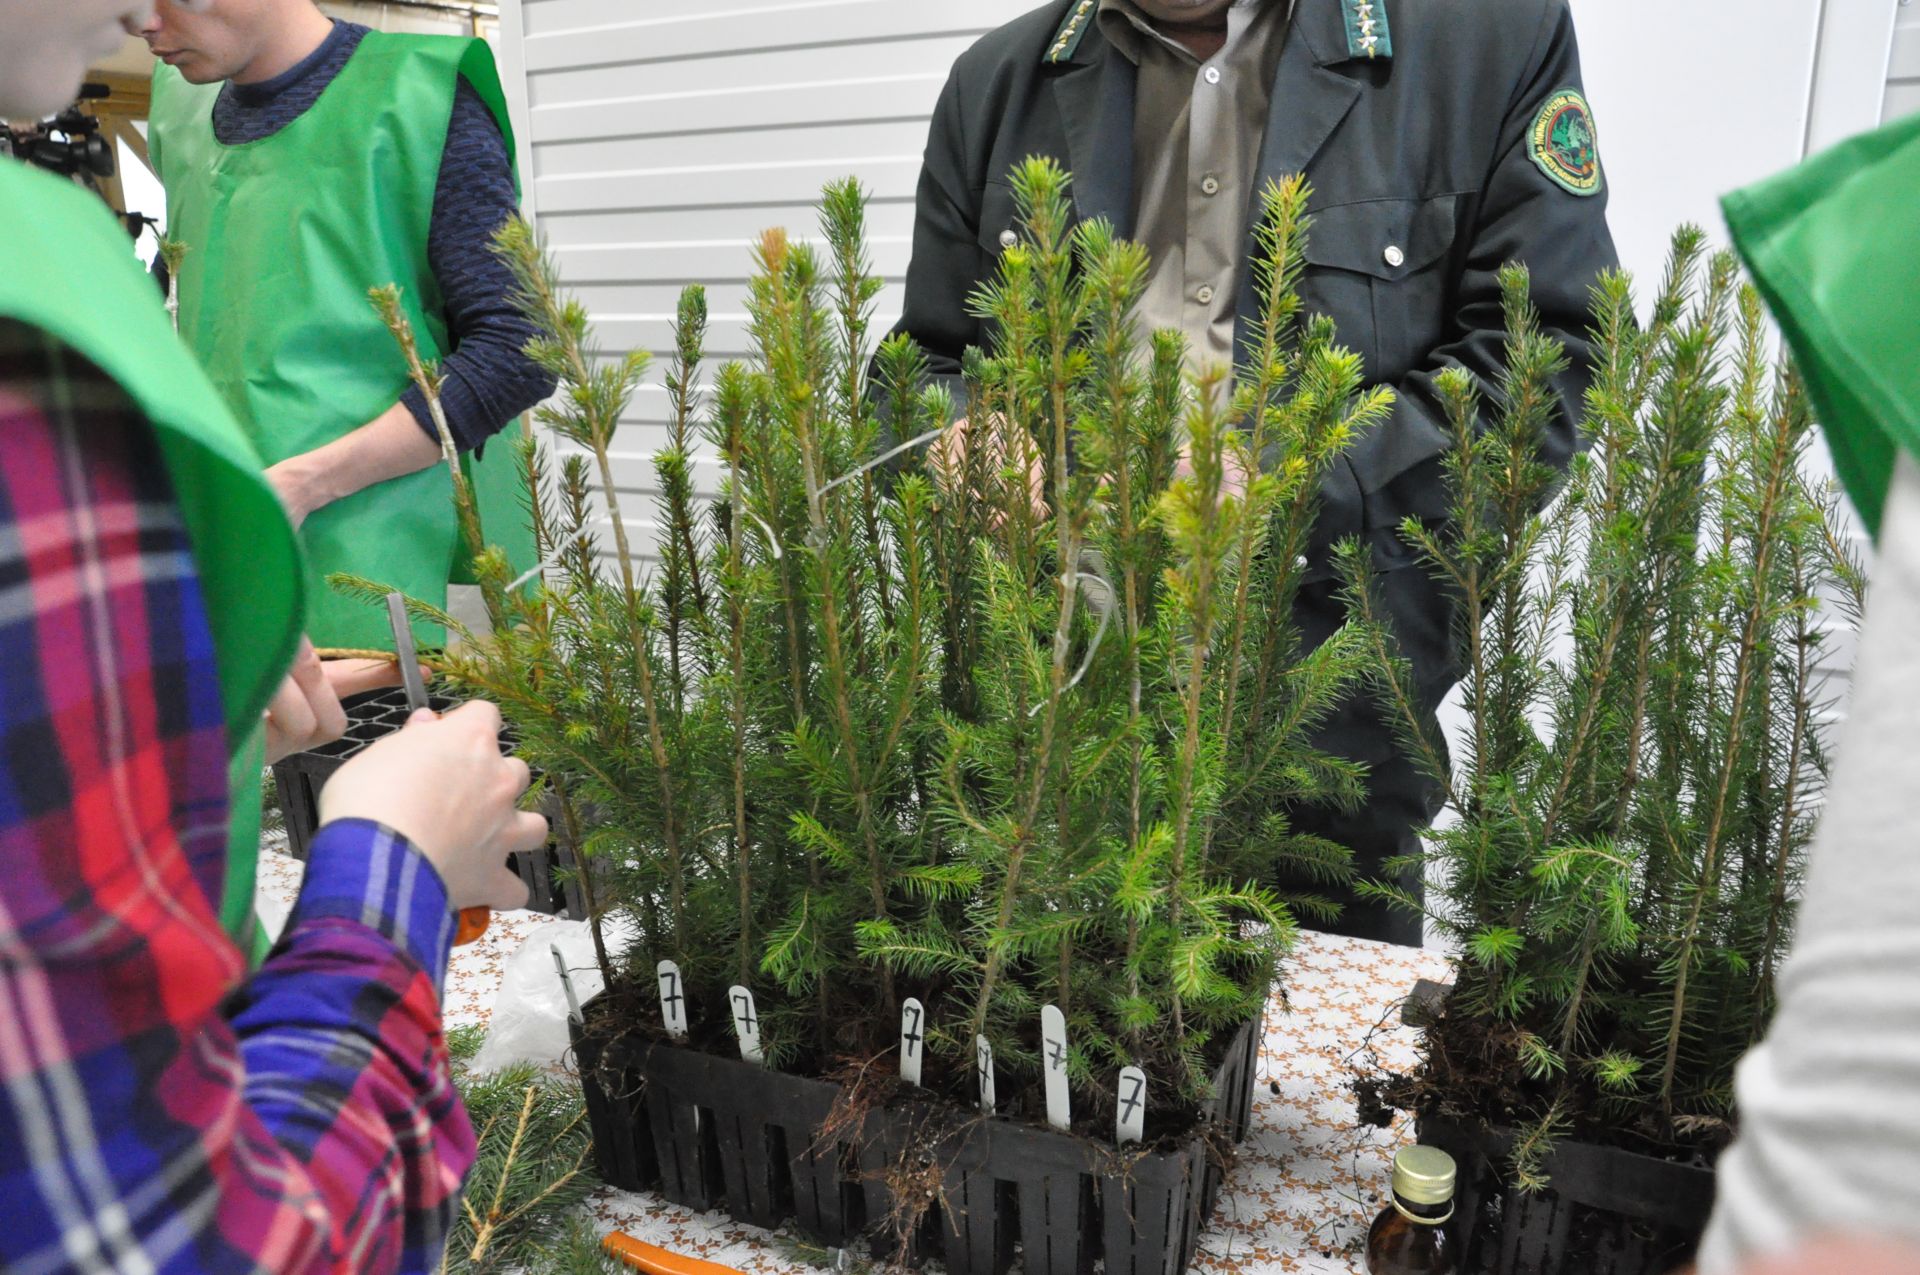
[{"x1": 0, "y1": 319, "x2": 475, "y2": 1274}]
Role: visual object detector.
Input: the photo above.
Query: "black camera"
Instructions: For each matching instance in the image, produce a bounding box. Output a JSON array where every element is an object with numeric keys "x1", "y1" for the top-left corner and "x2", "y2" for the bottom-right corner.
[{"x1": 1, "y1": 83, "x2": 117, "y2": 182}]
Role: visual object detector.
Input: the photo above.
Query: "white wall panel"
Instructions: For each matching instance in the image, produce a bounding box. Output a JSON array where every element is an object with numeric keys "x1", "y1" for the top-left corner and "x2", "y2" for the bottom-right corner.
[
  {"x1": 539, "y1": 199, "x2": 920, "y2": 250},
  {"x1": 1805, "y1": 0, "x2": 1902, "y2": 149},
  {"x1": 522, "y1": 3, "x2": 992, "y2": 65},
  {"x1": 506, "y1": 0, "x2": 1034, "y2": 567},
  {"x1": 505, "y1": 0, "x2": 1899, "y2": 578},
  {"x1": 1890, "y1": 2, "x2": 1920, "y2": 120},
  {"x1": 1570, "y1": 0, "x2": 1824, "y2": 292}
]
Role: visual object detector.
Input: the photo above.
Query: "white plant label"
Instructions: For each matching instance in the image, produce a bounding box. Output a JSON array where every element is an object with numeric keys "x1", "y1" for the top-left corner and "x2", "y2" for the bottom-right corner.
[
  {"x1": 1041, "y1": 1004, "x2": 1071, "y2": 1131},
  {"x1": 656, "y1": 959, "x2": 688, "y2": 1039},
  {"x1": 976, "y1": 1034, "x2": 997, "y2": 1115},
  {"x1": 729, "y1": 984, "x2": 765, "y2": 1064},
  {"x1": 552, "y1": 945, "x2": 584, "y2": 1024},
  {"x1": 1116, "y1": 1066, "x2": 1147, "y2": 1145},
  {"x1": 900, "y1": 998, "x2": 926, "y2": 1087}
]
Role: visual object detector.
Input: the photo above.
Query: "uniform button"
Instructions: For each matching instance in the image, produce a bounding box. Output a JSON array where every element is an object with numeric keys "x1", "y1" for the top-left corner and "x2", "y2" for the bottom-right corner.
[
  {"x1": 1203, "y1": 66, "x2": 1222, "y2": 84},
  {"x1": 1384, "y1": 244, "x2": 1406, "y2": 268},
  {"x1": 1196, "y1": 284, "x2": 1216, "y2": 304},
  {"x1": 999, "y1": 229, "x2": 1018, "y2": 250},
  {"x1": 1201, "y1": 175, "x2": 1220, "y2": 196}
]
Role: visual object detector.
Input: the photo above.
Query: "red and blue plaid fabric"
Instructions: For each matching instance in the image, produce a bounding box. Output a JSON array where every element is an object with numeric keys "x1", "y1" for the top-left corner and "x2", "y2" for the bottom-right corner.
[{"x1": 0, "y1": 319, "x2": 474, "y2": 1274}]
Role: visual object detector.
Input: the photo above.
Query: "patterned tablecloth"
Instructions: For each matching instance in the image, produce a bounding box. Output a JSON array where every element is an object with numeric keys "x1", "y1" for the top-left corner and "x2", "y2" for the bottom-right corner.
[{"x1": 257, "y1": 850, "x2": 1451, "y2": 1274}]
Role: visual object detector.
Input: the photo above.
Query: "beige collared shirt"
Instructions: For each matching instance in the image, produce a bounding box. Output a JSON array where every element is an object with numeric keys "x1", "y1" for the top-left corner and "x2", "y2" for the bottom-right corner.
[{"x1": 1096, "y1": 0, "x2": 1292, "y2": 374}]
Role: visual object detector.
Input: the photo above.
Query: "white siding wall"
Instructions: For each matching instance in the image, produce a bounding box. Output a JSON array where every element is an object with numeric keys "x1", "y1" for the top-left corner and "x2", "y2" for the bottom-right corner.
[
  {"x1": 497, "y1": 2, "x2": 1896, "y2": 943},
  {"x1": 1805, "y1": 0, "x2": 1904, "y2": 148},
  {"x1": 506, "y1": 0, "x2": 1036, "y2": 562},
  {"x1": 499, "y1": 0, "x2": 1901, "y2": 568},
  {"x1": 1890, "y1": 1, "x2": 1920, "y2": 120}
]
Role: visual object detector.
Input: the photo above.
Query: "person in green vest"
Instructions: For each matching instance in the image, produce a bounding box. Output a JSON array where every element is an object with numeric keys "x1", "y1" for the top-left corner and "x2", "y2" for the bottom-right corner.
[
  {"x1": 0, "y1": 3, "x2": 544, "y2": 1270},
  {"x1": 139, "y1": 0, "x2": 554, "y2": 940},
  {"x1": 139, "y1": 0, "x2": 550, "y2": 652}
]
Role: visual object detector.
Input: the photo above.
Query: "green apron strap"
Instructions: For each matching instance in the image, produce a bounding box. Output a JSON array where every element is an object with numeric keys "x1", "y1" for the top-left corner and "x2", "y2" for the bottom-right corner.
[{"x1": 227, "y1": 727, "x2": 269, "y2": 957}]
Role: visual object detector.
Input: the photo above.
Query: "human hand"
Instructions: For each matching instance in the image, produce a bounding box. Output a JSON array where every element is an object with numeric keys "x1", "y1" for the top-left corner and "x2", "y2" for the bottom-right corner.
[
  {"x1": 263, "y1": 455, "x2": 326, "y2": 530},
  {"x1": 927, "y1": 413, "x2": 1049, "y2": 523},
  {"x1": 1171, "y1": 442, "x2": 1252, "y2": 506},
  {"x1": 263, "y1": 638, "x2": 413, "y2": 764},
  {"x1": 317, "y1": 700, "x2": 542, "y2": 912},
  {"x1": 1715, "y1": 1238, "x2": 1920, "y2": 1275}
]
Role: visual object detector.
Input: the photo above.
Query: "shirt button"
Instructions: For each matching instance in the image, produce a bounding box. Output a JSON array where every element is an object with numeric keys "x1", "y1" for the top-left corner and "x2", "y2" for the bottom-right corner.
[
  {"x1": 1201, "y1": 175, "x2": 1221, "y2": 196},
  {"x1": 1384, "y1": 244, "x2": 1406, "y2": 268},
  {"x1": 999, "y1": 229, "x2": 1018, "y2": 250},
  {"x1": 1204, "y1": 66, "x2": 1222, "y2": 85},
  {"x1": 1196, "y1": 284, "x2": 1216, "y2": 304}
]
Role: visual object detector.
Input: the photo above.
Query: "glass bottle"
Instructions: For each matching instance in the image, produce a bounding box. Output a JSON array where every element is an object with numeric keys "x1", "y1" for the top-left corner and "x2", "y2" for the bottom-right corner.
[{"x1": 1365, "y1": 1144, "x2": 1458, "y2": 1275}]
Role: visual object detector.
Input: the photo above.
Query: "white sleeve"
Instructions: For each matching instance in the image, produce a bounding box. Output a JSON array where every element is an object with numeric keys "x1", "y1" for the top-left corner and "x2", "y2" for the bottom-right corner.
[{"x1": 1697, "y1": 453, "x2": 1920, "y2": 1270}]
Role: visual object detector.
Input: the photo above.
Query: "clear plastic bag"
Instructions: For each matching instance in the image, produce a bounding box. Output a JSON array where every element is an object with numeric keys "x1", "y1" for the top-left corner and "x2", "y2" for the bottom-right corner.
[{"x1": 471, "y1": 916, "x2": 633, "y2": 1074}]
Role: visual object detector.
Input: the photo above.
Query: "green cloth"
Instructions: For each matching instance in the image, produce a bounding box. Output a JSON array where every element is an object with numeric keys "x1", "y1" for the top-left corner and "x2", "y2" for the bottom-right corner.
[
  {"x1": 0, "y1": 160, "x2": 304, "y2": 950},
  {"x1": 1723, "y1": 110, "x2": 1920, "y2": 540},
  {"x1": 149, "y1": 32, "x2": 534, "y2": 650},
  {"x1": 232, "y1": 727, "x2": 271, "y2": 962}
]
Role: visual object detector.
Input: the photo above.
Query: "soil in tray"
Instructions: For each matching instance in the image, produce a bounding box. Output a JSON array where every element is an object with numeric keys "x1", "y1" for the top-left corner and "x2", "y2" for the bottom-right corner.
[
  {"x1": 576, "y1": 977, "x2": 1253, "y2": 1153},
  {"x1": 1357, "y1": 981, "x2": 1731, "y2": 1174},
  {"x1": 573, "y1": 1001, "x2": 1257, "y2": 1275}
]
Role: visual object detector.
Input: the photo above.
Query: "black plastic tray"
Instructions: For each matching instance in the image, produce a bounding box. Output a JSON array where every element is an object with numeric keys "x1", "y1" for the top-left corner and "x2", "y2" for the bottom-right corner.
[
  {"x1": 573, "y1": 1011, "x2": 1260, "y2": 1275},
  {"x1": 270, "y1": 685, "x2": 588, "y2": 918},
  {"x1": 1419, "y1": 1116, "x2": 1716, "y2": 1275}
]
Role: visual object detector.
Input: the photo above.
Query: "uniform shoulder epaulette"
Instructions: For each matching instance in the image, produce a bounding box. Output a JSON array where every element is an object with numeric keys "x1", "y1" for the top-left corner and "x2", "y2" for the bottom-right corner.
[
  {"x1": 1044, "y1": 0, "x2": 1098, "y2": 64},
  {"x1": 1341, "y1": 0, "x2": 1393, "y2": 60}
]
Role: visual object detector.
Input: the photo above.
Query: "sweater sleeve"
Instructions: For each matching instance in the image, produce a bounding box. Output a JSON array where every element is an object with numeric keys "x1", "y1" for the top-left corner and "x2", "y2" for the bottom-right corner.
[
  {"x1": 1697, "y1": 454, "x2": 1920, "y2": 1268},
  {"x1": 399, "y1": 77, "x2": 556, "y2": 453}
]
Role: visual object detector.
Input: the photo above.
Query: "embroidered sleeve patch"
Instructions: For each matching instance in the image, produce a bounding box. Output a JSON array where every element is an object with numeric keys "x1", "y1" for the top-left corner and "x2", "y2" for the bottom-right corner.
[{"x1": 1529, "y1": 89, "x2": 1603, "y2": 197}]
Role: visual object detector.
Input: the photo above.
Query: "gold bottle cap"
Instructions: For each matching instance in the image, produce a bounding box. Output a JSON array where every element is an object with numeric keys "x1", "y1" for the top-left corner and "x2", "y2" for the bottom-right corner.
[{"x1": 1392, "y1": 1145, "x2": 1457, "y2": 1207}]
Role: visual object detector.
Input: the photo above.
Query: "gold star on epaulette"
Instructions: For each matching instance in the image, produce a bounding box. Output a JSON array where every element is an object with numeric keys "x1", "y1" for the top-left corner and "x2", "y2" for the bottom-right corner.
[
  {"x1": 1044, "y1": 0, "x2": 1098, "y2": 65},
  {"x1": 1343, "y1": 0, "x2": 1393, "y2": 60}
]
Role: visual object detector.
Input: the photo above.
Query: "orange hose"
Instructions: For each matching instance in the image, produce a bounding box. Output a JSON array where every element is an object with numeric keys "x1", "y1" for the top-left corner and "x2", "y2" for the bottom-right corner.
[{"x1": 602, "y1": 1233, "x2": 745, "y2": 1275}]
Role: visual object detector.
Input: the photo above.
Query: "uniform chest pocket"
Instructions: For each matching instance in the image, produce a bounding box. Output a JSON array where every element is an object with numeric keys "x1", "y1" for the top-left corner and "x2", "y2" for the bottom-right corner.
[
  {"x1": 1299, "y1": 195, "x2": 1463, "y2": 384},
  {"x1": 977, "y1": 180, "x2": 1021, "y2": 256}
]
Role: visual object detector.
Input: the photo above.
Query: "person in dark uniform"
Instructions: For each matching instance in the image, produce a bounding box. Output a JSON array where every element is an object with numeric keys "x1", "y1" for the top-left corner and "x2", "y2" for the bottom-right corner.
[{"x1": 888, "y1": 0, "x2": 1619, "y2": 945}]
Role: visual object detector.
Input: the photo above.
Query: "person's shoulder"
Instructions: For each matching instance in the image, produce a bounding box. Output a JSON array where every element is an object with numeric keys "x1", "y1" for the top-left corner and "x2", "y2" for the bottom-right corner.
[
  {"x1": 1384, "y1": 0, "x2": 1573, "y2": 66},
  {"x1": 355, "y1": 25, "x2": 482, "y2": 67},
  {"x1": 950, "y1": 1, "x2": 1086, "y2": 84}
]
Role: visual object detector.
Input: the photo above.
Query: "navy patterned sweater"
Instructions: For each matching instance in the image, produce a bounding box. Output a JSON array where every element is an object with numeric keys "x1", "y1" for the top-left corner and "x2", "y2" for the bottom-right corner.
[{"x1": 207, "y1": 19, "x2": 553, "y2": 451}]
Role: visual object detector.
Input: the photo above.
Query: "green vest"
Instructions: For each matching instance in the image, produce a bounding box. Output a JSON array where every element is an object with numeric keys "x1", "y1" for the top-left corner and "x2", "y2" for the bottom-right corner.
[
  {"x1": 0, "y1": 161, "x2": 303, "y2": 952},
  {"x1": 1724, "y1": 110, "x2": 1920, "y2": 539},
  {"x1": 149, "y1": 32, "x2": 534, "y2": 649}
]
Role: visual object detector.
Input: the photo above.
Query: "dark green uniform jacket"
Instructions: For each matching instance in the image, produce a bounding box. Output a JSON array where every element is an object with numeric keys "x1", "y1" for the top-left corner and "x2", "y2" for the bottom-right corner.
[{"x1": 890, "y1": 0, "x2": 1619, "y2": 944}]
